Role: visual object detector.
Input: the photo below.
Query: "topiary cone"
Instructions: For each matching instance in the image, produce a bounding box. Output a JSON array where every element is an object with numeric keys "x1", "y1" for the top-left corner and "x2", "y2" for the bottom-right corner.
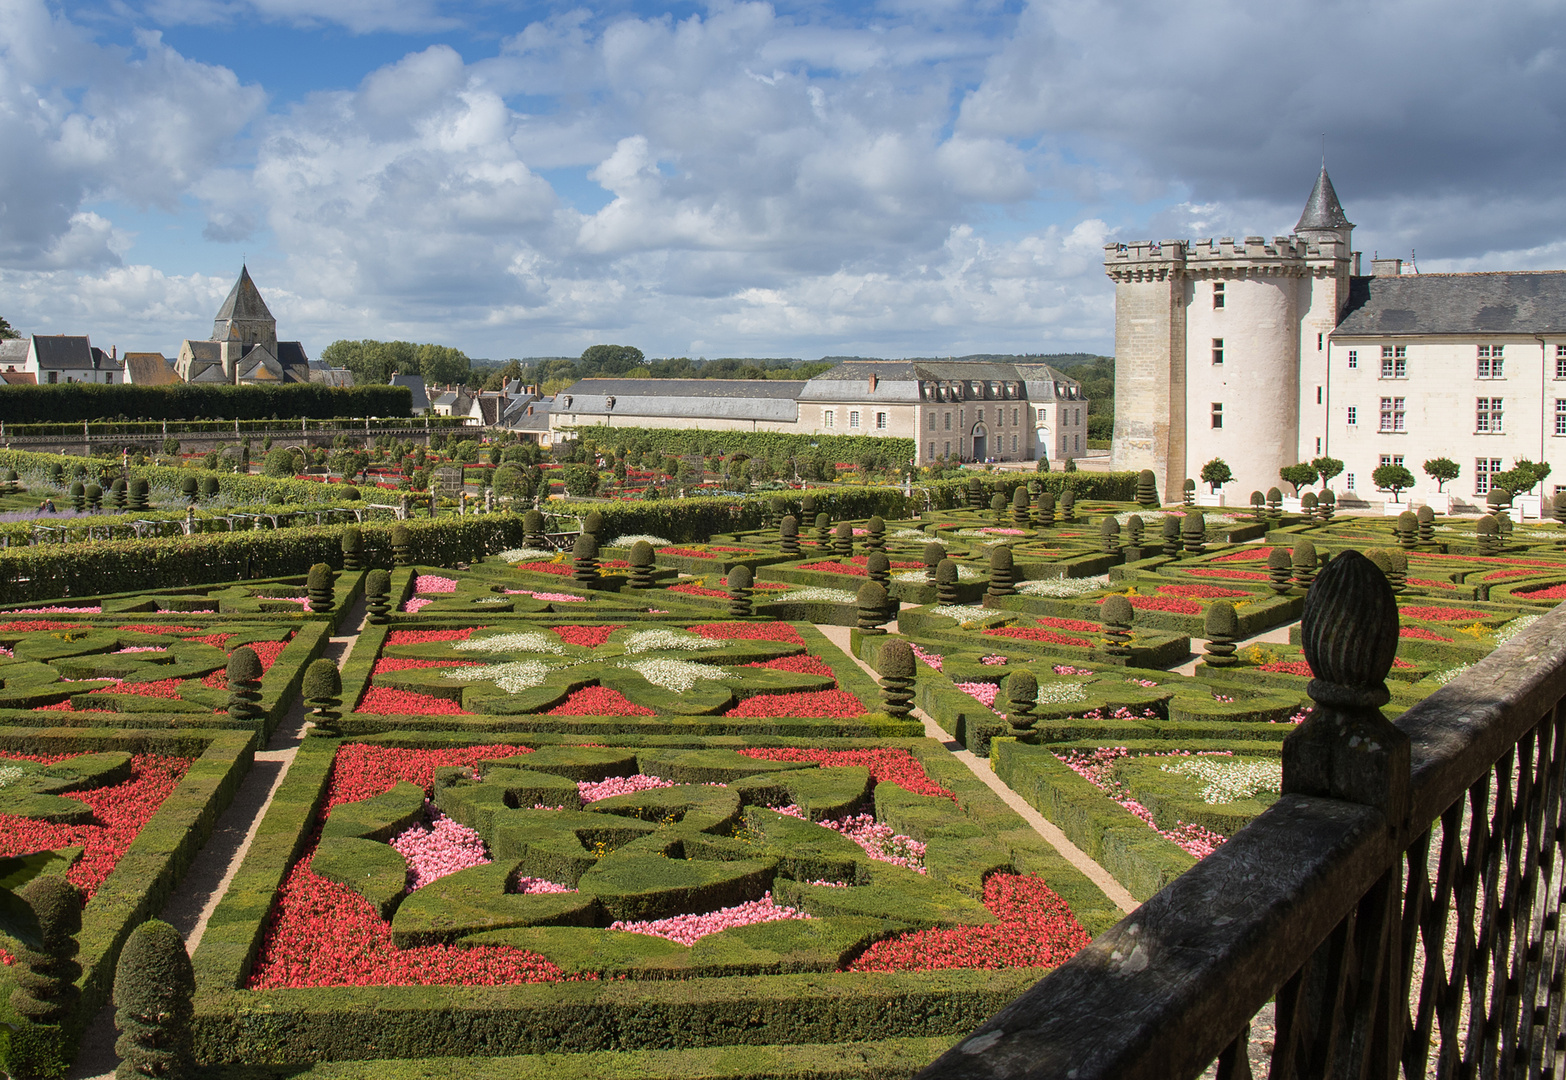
[
  {"x1": 779, "y1": 515, "x2": 800, "y2": 556},
  {"x1": 572, "y1": 533, "x2": 600, "y2": 587},
  {"x1": 936, "y1": 558, "x2": 960, "y2": 605},
  {"x1": 1101, "y1": 594, "x2": 1133, "y2": 656},
  {"x1": 9, "y1": 876, "x2": 83, "y2": 1026},
  {"x1": 857, "y1": 580, "x2": 889, "y2": 633},
  {"x1": 1004, "y1": 670, "x2": 1039, "y2": 730},
  {"x1": 629, "y1": 540, "x2": 656, "y2": 588},
  {"x1": 1161, "y1": 515, "x2": 1181, "y2": 551},
  {"x1": 1203, "y1": 602, "x2": 1240, "y2": 667},
  {"x1": 876, "y1": 639, "x2": 915, "y2": 718},
  {"x1": 833, "y1": 521, "x2": 854, "y2": 557},
  {"x1": 866, "y1": 550, "x2": 891, "y2": 591},
  {"x1": 365, "y1": 569, "x2": 391, "y2": 624},
  {"x1": 307, "y1": 563, "x2": 335, "y2": 613},
  {"x1": 726, "y1": 564, "x2": 753, "y2": 618},
  {"x1": 341, "y1": 526, "x2": 364, "y2": 571},
  {"x1": 390, "y1": 524, "x2": 413, "y2": 566},
  {"x1": 113, "y1": 918, "x2": 195, "y2": 1080},
  {"x1": 1300, "y1": 491, "x2": 1318, "y2": 522},
  {"x1": 225, "y1": 646, "x2": 264, "y2": 721}
]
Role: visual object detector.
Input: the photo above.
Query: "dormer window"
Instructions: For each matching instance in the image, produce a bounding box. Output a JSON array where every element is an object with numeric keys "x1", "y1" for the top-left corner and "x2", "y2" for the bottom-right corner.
[
  {"x1": 562, "y1": 395, "x2": 572, "y2": 408},
  {"x1": 605, "y1": 396, "x2": 616, "y2": 409}
]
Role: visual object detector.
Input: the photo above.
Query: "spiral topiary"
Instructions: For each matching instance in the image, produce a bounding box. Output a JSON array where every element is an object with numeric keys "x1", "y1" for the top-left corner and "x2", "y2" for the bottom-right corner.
[
  {"x1": 1292, "y1": 538, "x2": 1318, "y2": 591},
  {"x1": 1161, "y1": 514, "x2": 1181, "y2": 551},
  {"x1": 876, "y1": 640, "x2": 915, "y2": 718},
  {"x1": 779, "y1": 515, "x2": 800, "y2": 557},
  {"x1": 834, "y1": 521, "x2": 854, "y2": 558},
  {"x1": 1181, "y1": 510, "x2": 1206, "y2": 555},
  {"x1": 865, "y1": 516, "x2": 886, "y2": 551},
  {"x1": 301, "y1": 658, "x2": 342, "y2": 730},
  {"x1": 111, "y1": 477, "x2": 128, "y2": 509},
  {"x1": 9, "y1": 876, "x2": 83, "y2": 1027},
  {"x1": 726, "y1": 565, "x2": 753, "y2": 618},
  {"x1": 1476, "y1": 515, "x2": 1501, "y2": 556},
  {"x1": 629, "y1": 541, "x2": 656, "y2": 588},
  {"x1": 923, "y1": 542, "x2": 946, "y2": 583},
  {"x1": 113, "y1": 918, "x2": 195, "y2": 1080},
  {"x1": 341, "y1": 526, "x2": 364, "y2": 572},
  {"x1": 966, "y1": 476, "x2": 984, "y2": 508},
  {"x1": 1203, "y1": 602, "x2": 1240, "y2": 667},
  {"x1": 1136, "y1": 469, "x2": 1158, "y2": 508},
  {"x1": 1037, "y1": 490, "x2": 1056, "y2": 526},
  {"x1": 989, "y1": 491, "x2": 1006, "y2": 524},
  {"x1": 866, "y1": 550, "x2": 891, "y2": 591},
  {"x1": 572, "y1": 532, "x2": 600, "y2": 587},
  {"x1": 306, "y1": 563, "x2": 335, "y2": 614},
  {"x1": 522, "y1": 509, "x2": 545, "y2": 548},
  {"x1": 986, "y1": 545, "x2": 1015, "y2": 600},
  {"x1": 1267, "y1": 547, "x2": 1293, "y2": 594},
  {"x1": 365, "y1": 569, "x2": 392, "y2": 624},
  {"x1": 582, "y1": 511, "x2": 603, "y2": 539},
  {"x1": 856, "y1": 580, "x2": 889, "y2": 633},
  {"x1": 1417, "y1": 505, "x2": 1436, "y2": 543},
  {"x1": 390, "y1": 523, "x2": 412, "y2": 566},
  {"x1": 225, "y1": 646, "x2": 264, "y2": 721},
  {"x1": 815, "y1": 512, "x2": 831, "y2": 547},
  {"x1": 69, "y1": 480, "x2": 85, "y2": 512},
  {"x1": 128, "y1": 476, "x2": 150, "y2": 511},
  {"x1": 1011, "y1": 486, "x2": 1032, "y2": 528},
  {"x1": 1058, "y1": 488, "x2": 1076, "y2": 523},
  {"x1": 801, "y1": 493, "x2": 817, "y2": 519},
  {"x1": 1266, "y1": 487, "x2": 1283, "y2": 520},
  {"x1": 936, "y1": 558, "x2": 961, "y2": 605},
  {"x1": 1249, "y1": 490, "x2": 1266, "y2": 519},
  {"x1": 1300, "y1": 491, "x2": 1318, "y2": 522},
  {"x1": 86, "y1": 482, "x2": 103, "y2": 511},
  {"x1": 1318, "y1": 489, "x2": 1336, "y2": 524},
  {"x1": 1098, "y1": 517, "x2": 1120, "y2": 555},
  {"x1": 1125, "y1": 514, "x2": 1144, "y2": 548},
  {"x1": 1397, "y1": 510, "x2": 1419, "y2": 549},
  {"x1": 1182, "y1": 478, "x2": 1196, "y2": 507},
  {"x1": 1101, "y1": 595, "x2": 1133, "y2": 655},
  {"x1": 1004, "y1": 670, "x2": 1039, "y2": 730},
  {"x1": 199, "y1": 475, "x2": 219, "y2": 501}
]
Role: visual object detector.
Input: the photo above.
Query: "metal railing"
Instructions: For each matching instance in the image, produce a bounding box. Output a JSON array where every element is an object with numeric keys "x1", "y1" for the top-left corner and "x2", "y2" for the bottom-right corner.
[{"x1": 920, "y1": 550, "x2": 1566, "y2": 1080}]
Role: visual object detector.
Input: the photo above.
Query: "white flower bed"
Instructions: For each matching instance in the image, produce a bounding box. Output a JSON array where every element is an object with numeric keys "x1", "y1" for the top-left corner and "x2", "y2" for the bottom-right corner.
[
  {"x1": 1433, "y1": 663, "x2": 1473, "y2": 685},
  {"x1": 622, "y1": 629, "x2": 724, "y2": 654},
  {"x1": 1018, "y1": 575, "x2": 1111, "y2": 598},
  {"x1": 618, "y1": 657, "x2": 735, "y2": 692},
  {"x1": 495, "y1": 547, "x2": 556, "y2": 562},
  {"x1": 0, "y1": 765, "x2": 25, "y2": 789},
  {"x1": 1036, "y1": 682, "x2": 1088, "y2": 705},
  {"x1": 605, "y1": 534, "x2": 672, "y2": 548},
  {"x1": 780, "y1": 586, "x2": 858, "y2": 604},
  {"x1": 1112, "y1": 510, "x2": 1237, "y2": 527},
  {"x1": 890, "y1": 528, "x2": 929, "y2": 540},
  {"x1": 1162, "y1": 757, "x2": 1282, "y2": 804},
  {"x1": 447, "y1": 659, "x2": 552, "y2": 693},
  {"x1": 930, "y1": 605, "x2": 1000, "y2": 624},
  {"x1": 1494, "y1": 615, "x2": 1540, "y2": 645},
  {"x1": 455, "y1": 631, "x2": 566, "y2": 655},
  {"x1": 893, "y1": 563, "x2": 984, "y2": 583}
]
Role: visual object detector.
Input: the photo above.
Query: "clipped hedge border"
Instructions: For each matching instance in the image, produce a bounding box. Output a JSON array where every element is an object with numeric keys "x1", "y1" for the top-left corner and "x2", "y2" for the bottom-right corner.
[
  {"x1": 0, "y1": 383, "x2": 410, "y2": 425},
  {"x1": 0, "y1": 727, "x2": 256, "y2": 1077},
  {"x1": 190, "y1": 730, "x2": 1116, "y2": 1067}
]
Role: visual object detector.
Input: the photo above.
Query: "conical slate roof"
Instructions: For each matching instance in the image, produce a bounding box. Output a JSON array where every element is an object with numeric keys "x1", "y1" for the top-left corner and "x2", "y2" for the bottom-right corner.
[
  {"x1": 215, "y1": 266, "x2": 275, "y2": 323},
  {"x1": 1296, "y1": 166, "x2": 1352, "y2": 232}
]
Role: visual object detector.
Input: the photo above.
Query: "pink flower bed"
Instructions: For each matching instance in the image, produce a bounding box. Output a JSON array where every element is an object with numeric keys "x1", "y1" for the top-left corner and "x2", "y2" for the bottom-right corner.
[
  {"x1": 1054, "y1": 747, "x2": 1229, "y2": 859},
  {"x1": 723, "y1": 690, "x2": 866, "y2": 718},
  {"x1": 956, "y1": 681, "x2": 1000, "y2": 709},
  {"x1": 390, "y1": 810, "x2": 490, "y2": 889},
  {"x1": 546, "y1": 686, "x2": 655, "y2": 716},
  {"x1": 18, "y1": 606, "x2": 102, "y2": 614},
  {"x1": 982, "y1": 627, "x2": 1093, "y2": 648},
  {"x1": 115, "y1": 624, "x2": 200, "y2": 634},
  {"x1": 403, "y1": 598, "x2": 435, "y2": 614},
  {"x1": 1053, "y1": 665, "x2": 1094, "y2": 675},
  {"x1": 1401, "y1": 627, "x2": 1453, "y2": 642},
  {"x1": 578, "y1": 774, "x2": 675, "y2": 802},
  {"x1": 506, "y1": 590, "x2": 587, "y2": 602},
  {"x1": 848, "y1": 873, "x2": 1090, "y2": 972},
  {"x1": 738, "y1": 747, "x2": 954, "y2": 800},
  {"x1": 910, "y1": 643, "x2": 944, "y2": 671},
  {"x1": 610, "y1": 893, "x2": 808, "y2": 945},
  {"x1": 980, "y1": 655, "x2": 1009, "y2": 665}
]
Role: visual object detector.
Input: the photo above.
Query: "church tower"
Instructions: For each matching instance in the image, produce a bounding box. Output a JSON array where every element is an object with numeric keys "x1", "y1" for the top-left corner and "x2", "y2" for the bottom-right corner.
[{"x1": 213, "y1": 266, "x2": 278, "y2": 350}]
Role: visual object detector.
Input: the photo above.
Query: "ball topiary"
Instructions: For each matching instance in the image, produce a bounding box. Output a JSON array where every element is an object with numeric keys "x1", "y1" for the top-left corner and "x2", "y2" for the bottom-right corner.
[
  {"x1": 365, "y1": 569, "x2": 392, "y2": 624},
  {"x1": 306, "y1": 563, "x2": 335, "y2": 613},
  {"x1": 390, "y1": 524, "x2": 412, "y2": 566},
  {"x1": 856, "y1": 580, "x2": 889, "y2": 633},
  {"x1": 341, "y1": 526, "x2": 364, "y2": 571},
  {"x1": 1203, "y1": 601, "x2": 1240, "y2": 667},
  {"x1": 113, "y1": 918, "x2": 195, "y2": 1080},
  {"x1": 225, "y1": 646, "x2": 264, "y2": 722}
]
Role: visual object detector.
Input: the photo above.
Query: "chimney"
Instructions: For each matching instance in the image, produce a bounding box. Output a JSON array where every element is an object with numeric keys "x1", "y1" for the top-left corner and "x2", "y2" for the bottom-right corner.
[
  {"x1": 868, "y1": 374, "x2": 878, "y2": 392},
  {"x1": 111, "y1": 346, "x2": 117, "y2": 360},
  {"x1": 1372, "y1": 257, "x2": 1402, "y2": 277},
  {"x1": 527, "y1": 405, "x2": 534, "y2": 415}
]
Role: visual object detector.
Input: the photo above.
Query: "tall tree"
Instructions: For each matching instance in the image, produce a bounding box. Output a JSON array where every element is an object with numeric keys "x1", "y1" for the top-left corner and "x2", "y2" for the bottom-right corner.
[
  {"x1": 579, "y1": 344, "x2": 644, "y2": 376},
  {"x1": 0, "y1": 315, "x2": 19, "y2": 340}
]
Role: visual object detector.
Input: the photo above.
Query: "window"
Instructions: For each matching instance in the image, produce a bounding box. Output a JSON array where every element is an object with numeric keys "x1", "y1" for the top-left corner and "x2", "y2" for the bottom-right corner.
[
  {"x1": 1011, "y1": 434, "x2": 1018, "y2": 452},
  {"x1": 1379, "y1": 454, "x2": 1405, "y2": 468},
  {"x1": 1346, "y1": 472, "x2": 1356, "y2": 491},
  {"x1": 943, "y1": 441, "x2": 951, "y2": 457},
  {"x1": 875, "y1": 412, "x2": 887, "y2": 430},
  {"x1": 976, "y1": 408, "x2": 985, "y2": 423},
  {"x1": 1012, "y1": 408, "x2": 1019, "y2": 425},
  {"x1": 1347, "y1": 405, "x2": 1358, "y2": 425},
  {"x1": 1213, "y1": 282, "x2": 1225, "y2": 309},
  {"x1": 1316, "y1": 437, "x2": 1322, "y2": 455},
  {"x1": 1075, "y1": 408, "x2": 1081, "y2": 425},
  {"x1": 47, "y1": 372, "x2": 57, "y2": 384},
  {"x1": 1557, "y1": 345, "x2": 1566, "y2": 379},
  {"x1": 1555, "y1": 399, "x2": 1566, "y2": 436},
  {"x1": 1060, "y1": 435, "x2": 1068, "y2": 455},
  {"x1": 1380, "y1": 345, "x2": 1406, "y2": 379},
  {"x1": 1477, "y1": 345, "x2": 1505, "y2": 379},
  {"x1": 926, "y1": 443, "x2": 935, "y2": 460},
  {"x1": 1211, "y1": 402, "x2": 1223, "y2": 429},
  {"x1": 823, "y1": 409, "x2": 834, "y2": 428},
  {"x1": 927, "y1": 413, "x2": 935, "y2": 430},
  {"x1": 1037, "y1": 408, "x2": 1048, "y2": 425},
  {"x1": 849, "y1": 410, "x2": 860, "y2": 428},
  {"x1": 1348, "y1": 350, "x2": 1358, "y2": 369},
  {"x1": 104, "y1": 374, "x2": 112, "y2": 384},
  {"x1": 1476, "y1": 397, "x2": 1504, "y2": 433},
  {"x1": 1476, "y1": 457, "x2": 1504, "y2": 495},
  {"x1": 1316, "y1": 386, "x2": 1322, "y2": 404},
  {"x1": 1379, "y1": 397, "x2": 1405, "y2": 432},
  {"x1": 1212, "y1": 338, "x2": 1224, "y2": 365},
  {"x1": 1317, "y1": 333, "x2": 1324, "y2": 351},
  {"x1": 943, "y1": 412, "x2": 951, "y2": 431},
  {"x1": 1075, "y1": 434, "x2": 1082, "y2": 452}
]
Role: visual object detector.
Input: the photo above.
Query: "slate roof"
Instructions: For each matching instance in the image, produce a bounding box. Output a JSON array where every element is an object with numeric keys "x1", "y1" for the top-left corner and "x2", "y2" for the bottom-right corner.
[
  {"x1": 215, "y1": 266, "x2": 275, "y2": 325},
  {"x1": 0, "y1": 340, "x2": 28, "y2": 368},
  {"x1": 555, "y1": 378, "x2": 804, "y2": 423},
  {"x1": 391, "y1": 374, "x2": 429, "y2": 411},
  {"x1": 1334, "y1": 272, "x2": 1566, "y2": 337},
  {"x1": 123, "y1": 353, "x2": 180, "y2": 385},
  {"x1": 1297, "y1": 166, "x2": 1352, "y2": 232},
  {"x1": 476, "y1": 396, "x2": 501, "y2": 426},
  {"x1": 31, "y1": 336, "x2": 94, "y2": 370},
  {"x1": 277, "y1": 341, "x2": 309, "y2": 369},
  {"x1": 797, "y1": 358, "x2": 1080, "y2": 403}
]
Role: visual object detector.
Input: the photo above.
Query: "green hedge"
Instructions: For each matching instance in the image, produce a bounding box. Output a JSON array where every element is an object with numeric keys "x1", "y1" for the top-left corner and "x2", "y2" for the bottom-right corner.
[
  {"x1": 0, "y1": 384, "x2": 411, "y2": 424},
  {"x1": 0, "y1": 728, "x2": 255, "y2": 1078},
  {"x1": 560, "y1": 427, "x2": 916, "y2": 466},
  {"x1": 0, "y1": 447, "x2": 350, "y2": 507}
]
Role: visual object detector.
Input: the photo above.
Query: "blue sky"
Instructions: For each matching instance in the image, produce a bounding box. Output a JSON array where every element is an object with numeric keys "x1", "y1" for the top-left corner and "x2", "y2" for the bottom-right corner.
[{"x1": 3, "y1": 0, "x2": 1566, "y2": 363}]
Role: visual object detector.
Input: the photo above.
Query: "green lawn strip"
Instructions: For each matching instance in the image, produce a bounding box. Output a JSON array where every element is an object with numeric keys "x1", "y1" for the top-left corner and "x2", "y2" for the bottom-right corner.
[
  {"x1": 199, "y1": 1035, "x2": 956, "y2": 1079},
  {"x1": 0, "y1": 726, "x2": 255, "y2": 1076}
]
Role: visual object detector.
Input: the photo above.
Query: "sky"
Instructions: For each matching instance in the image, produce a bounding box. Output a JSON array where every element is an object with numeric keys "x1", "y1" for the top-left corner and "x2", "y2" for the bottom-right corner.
[{"x1": 2, "y1": 0, "x2": 1565, "y2": 365}]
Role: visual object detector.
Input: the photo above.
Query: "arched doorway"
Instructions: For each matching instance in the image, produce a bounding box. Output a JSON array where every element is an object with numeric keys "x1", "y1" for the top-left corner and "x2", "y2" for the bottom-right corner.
[
  {"x1": 971, "y1": 423, "x2": 989, "y2": 461},
  {"x1": 1035, "y1": 426, "x2": 1050, "y2": 462}
]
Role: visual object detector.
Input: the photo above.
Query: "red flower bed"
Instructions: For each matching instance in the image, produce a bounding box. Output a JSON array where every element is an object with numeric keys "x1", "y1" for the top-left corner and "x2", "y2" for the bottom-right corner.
[
  {"x1": 0, "y1": 752, "x2": 190, "y2": 897},
  {"x1": 795, "y1": 561, "x2": 865, "y2": 576},
  {"x1": 1098, "y1": 595, "x2": 1201, "y2": 614},
  {"x1": 1400, "y1": 627, "x2": 1453, "y2": 642},
  {"x1": 1035, "y1": 616, "x2": 1101, "y2": 632},
  {"x1": 747, "y1": 654, "x2": 836, "y2": 677},
  {"x1": 848, "y1": 873, "x2": 1089, "y2": 971},
  {"x1": 738, "y1": 746, "x2": 953, "y2": 799},
  {"x1": 1401, "y1": 605, "x2": 1489, "y2": 621},
  {"x1": 355, "y1": 687, "x2": 471, "y2": 715},
  {"x1": 327, "y1": 742, "x2": 532, "y2": 807},
  {"x1": 1484, "y1": 568, "x2": 1541, "y2": 581},
  {"x1": 183, "y1": 632, "x2": 232, "y2": 649},
  {"x1": 1518, "y1": 584, "x2": 1566, "y2": 600},
  {"x1": 656, "y1": 547, "x2": 758, "y2": 558},
  {"x1": 982, "y1": 627, "x2": 1093, "y2": 648},
  {"x1": 88, "y1": 678, "x2": 185, "y2": 698},
  {"x1": 724, "y1": 690, "x2": 866, "y2": 718},
  {"x1": 1393, "y1": 657, "x2": 1416, "y2": 669},
  {"x1": 668, "y1": 582, "x2": 728, "y2": 598},
  {"x1": 199, "y1": 637, "x2": 292, "y2": 688},
  {"x1": 513, "y1": 561, "x2": 572, "y2": 576},
  {"x1": 549, "y1": 625, "x2": 625, "y2": 648},
  {"x1": 1409, "y1": 578, "x2": 1457, "y2": 590},
  {"x1": 0, "y1": 620, "x2": 86, "y2": 633},
  {"x1": 546, "y1": 686, "x2": 655, "y2": 716},
  {"x1": 1213, "y1": 548, "x2": 1272, "y2": 562},
  {"x1": 841, "y1": 556, "x2": 924, "y2": 569},
  {"x1": 693, "y1": 622, "x2": 806, "y2": 646},
  {"x1": 387, "y1": 629, "x2": 479, "y2": 645},
  {"x1": 1158, "y1": 584, "x2": 1250, "y2": 599},
  {"x1": 372, "y1": 658, "x2": 481, "y2": 674},
  {"x1": 116, "y1": 625, "x2": 200, "y2": 634},
  {"x1": 1258, "y1": 660, "x2": 1314, "y2": 677},
  {"x1": 1184, "y1": 568, "x2": 1270, "y2": 582}
]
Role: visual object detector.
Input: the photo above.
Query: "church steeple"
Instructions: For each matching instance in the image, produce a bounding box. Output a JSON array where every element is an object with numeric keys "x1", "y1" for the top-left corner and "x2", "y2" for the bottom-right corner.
[
  {"x1": 1296, "y1": 165, "x2": 1352, "y2": 233},
  {"x1": 212, "y1": 266, "x2": 277, "y2": 347}
]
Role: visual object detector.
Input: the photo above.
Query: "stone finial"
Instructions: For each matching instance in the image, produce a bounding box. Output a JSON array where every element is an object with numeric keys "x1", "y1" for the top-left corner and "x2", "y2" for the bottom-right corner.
[
  {"x1": 726, "y1": 565, "x2": 753, "y2": 618},
  {"x1": 1203, "y1": 601, "x2": 1239, "y2": 666},
  {"x1": 1267, "y1": 547, "x2": 1293, "y2": 594},
  {"x1": 629, "y1": 541, "x2": 656, "y2": 588},
  {"x1": 1283, "y1": 549, "x2": 1410, "y2": 821},
  {"x1": 834, "y1": 521, "x2": 854, "y2": 557},
  {"x1": 877, "y1": 639, "x2": 916, "y2": 718},
  {"x1": 1291, "y1": 538, "x2": 1318, "y2": 591},
  {"x1": 936, "y1": 559, "x2": 960, "y2": 605},
  {"x1": 857, "y1": 580, "x2": 889, "y2": 634},
  {"x1": 779, "y1": 515, "x2": 800, "y2": 557}
]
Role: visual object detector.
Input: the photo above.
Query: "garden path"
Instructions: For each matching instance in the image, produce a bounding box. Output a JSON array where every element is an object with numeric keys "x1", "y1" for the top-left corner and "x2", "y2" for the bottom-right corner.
[
  {"x1": 815, "y1": 622, "x2": 1140, "y2": 914},
  {"x1": 67, "y1": 598, "x2": 367, "y2": 1080}
]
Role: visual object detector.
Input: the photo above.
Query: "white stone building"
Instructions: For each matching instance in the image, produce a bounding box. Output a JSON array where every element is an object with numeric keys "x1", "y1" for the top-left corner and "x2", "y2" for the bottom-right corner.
[{"x1": 1108, "y1": 166, "x2": 1566, "y2": 510}]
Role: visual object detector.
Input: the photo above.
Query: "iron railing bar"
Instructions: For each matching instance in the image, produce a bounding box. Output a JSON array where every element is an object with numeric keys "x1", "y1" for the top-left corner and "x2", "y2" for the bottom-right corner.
[
  {"x1": 1444, "y1": 775, "x2": 1491, "y2": 1079},
  {"x1": 913, "y1": 795, "x2": 1386, "y2": 1080},
  {"x1": 1419, "y1": 802, "x2": 1468, "y2": 1080},
  {"x1": 1525, "y1": 709, "x2": 1566, "y2": 1079},
  {"x1": 1502, "y1": 726, "x2": 1545, "y2": 1076},
  {"x1": 1511, "y1": 718, "x2": 1556, "y2": 1076},
  {"x1": 1478, "y1": 745, "x2": 1520, "y2": 1078},
  {"x1": 1344, "y1": 869, "x2": 1403, "y2": 1079},
  {"x1": 1310, "y1": 903, "x2": 1361, "y2": 1076},
  {"x1": 1401, "y1": 830, "x2": 1438, "y2": 1079}
]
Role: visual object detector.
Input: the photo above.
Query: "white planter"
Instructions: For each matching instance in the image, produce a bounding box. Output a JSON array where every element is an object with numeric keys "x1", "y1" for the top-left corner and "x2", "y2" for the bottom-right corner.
[
  {"x1": 1196, "y1": 492, "x2": 1225, "y2": 507},
  {"x1": 1516, "y1": 495, "x2": 1542, "y2": 519},
  {"x1": 1422, "y1": 493, "x2": 1451, "y2": 515},
  {"x1": 1281, "y1": 497, "x2": 1303, "y2": 513},
  {"x1": 1382, "y1": 501, "x2": 1410, "y2": 515},
  {"x1": 1509, "y1": 505, "x2": 1526, "y2": 524}
]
